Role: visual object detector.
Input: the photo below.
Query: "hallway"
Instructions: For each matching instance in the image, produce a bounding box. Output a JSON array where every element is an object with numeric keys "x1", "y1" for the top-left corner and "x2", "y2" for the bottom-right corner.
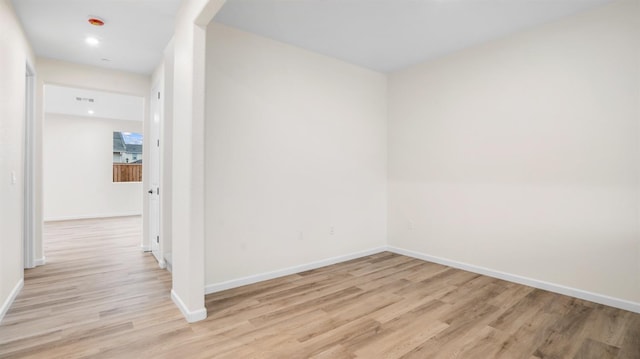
[{"x1": 0, "y1": 217, "x2": 186, "y2": 358}]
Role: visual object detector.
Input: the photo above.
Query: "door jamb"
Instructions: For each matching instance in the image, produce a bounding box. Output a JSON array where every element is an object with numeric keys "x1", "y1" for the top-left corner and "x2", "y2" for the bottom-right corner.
[
  {"x1": 149, "y1": 80, "x2": 165, "y2": 268},
  {"x1": 23, "y1": 62, "x2": 36, "y2": 269}
]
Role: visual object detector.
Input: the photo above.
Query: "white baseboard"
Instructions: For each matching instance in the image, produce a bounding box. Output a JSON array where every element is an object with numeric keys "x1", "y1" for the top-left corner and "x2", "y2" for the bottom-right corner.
[
  {"x1": 205, "y1": 246, "x2": 388, "y2": 294},
  {"x1": 202, "y1": 244, "x2": 639, "y2": 314},
  {"x1": 387, "y1": 246, "x2": 640, "y2": 314},
  {"x1": 34, "y1": 256, "x2": 46, "y2": 266},
  {"x1": 171, "y1": 289, "x2": 207, "y2": 323},
  {"x1": 44, "y1": 212, "x2": 142, "y2": 222},
  {"x1": 141, "y1": 245, "x2": 151, "y2": 252},
  {"x1": 0, "y1": 279, "x2": 24, "y2": 323}
]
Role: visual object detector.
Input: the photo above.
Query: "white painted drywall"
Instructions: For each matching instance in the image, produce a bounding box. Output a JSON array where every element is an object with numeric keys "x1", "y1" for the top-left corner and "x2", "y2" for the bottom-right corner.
[
  {"x1": 204, "y1": 23, "x2": 388, "y2": 285},
  {"x1": 0, "y1": 0, "x2": 35, "y2": 321},
  {"x1": 170, "y1": 0, "x2": 226, "y2": 322},
  {"x1": 43, "y1": 114, "x2": 143, "y2": 221},
  {"x1": 0, "y1": 0, "x2": 32, "y2": 317},
  {"x1": 388, "y1": 0, "x2": 640, "y2": 302}
]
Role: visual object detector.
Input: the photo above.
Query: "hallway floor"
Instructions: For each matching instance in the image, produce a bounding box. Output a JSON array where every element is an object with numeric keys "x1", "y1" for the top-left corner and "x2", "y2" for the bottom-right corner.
[{"x1": 0, "y1": 216, "x2": 186, "y2": 358}]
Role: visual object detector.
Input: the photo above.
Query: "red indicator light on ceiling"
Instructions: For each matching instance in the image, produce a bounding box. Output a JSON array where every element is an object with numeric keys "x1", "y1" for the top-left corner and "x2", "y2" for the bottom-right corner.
[{"x1": 88, "y1": 18, "x2": 104, "y2": 26}]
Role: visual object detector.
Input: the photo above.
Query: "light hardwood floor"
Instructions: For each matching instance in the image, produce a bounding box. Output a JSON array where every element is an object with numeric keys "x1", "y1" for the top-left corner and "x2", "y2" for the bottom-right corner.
[{"x1": 0, "y1": 217, "x2": 638, "y2": 358}]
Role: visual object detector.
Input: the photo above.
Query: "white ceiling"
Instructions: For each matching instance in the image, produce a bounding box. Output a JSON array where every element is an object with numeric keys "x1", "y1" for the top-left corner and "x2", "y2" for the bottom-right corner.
[
  {"x1": 11, "y1": 0, "x2": 616, "y2": 75},
  {"x1": 45, "y1": 85, "x2": 144, "y2": 122},
  {"x1": 214, "y1": 0, "x2": 615, "y2": 72},
  {"x1": 11, "y1": 0, "x2": 182, "y2": 74}
]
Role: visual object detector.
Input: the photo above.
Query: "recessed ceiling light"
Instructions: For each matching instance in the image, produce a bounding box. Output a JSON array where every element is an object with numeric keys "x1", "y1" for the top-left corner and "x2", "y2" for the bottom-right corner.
[
  {"x1": 88, "y1": 110, "x2": 95, "y2": 115},
  {"x1": 85, "y1": 37, "x2": 100, "y2": 46}
]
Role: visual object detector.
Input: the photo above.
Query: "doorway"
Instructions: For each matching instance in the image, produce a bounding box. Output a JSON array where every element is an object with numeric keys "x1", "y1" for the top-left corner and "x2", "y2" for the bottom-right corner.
[{"x1": 42, "y1": 85, "x2": 146, "y2": 242}]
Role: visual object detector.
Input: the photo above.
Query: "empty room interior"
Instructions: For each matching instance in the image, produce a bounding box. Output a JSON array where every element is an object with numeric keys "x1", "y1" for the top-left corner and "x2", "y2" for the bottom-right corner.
[{"x1": 1, "y1": 0, "x2": 639, "y2": 358}]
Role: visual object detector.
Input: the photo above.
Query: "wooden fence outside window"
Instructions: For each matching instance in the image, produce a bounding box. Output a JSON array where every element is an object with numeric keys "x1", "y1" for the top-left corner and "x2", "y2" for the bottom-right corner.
[{"x1": 113, "y1": 163, "x2": 142, "y2": 182}]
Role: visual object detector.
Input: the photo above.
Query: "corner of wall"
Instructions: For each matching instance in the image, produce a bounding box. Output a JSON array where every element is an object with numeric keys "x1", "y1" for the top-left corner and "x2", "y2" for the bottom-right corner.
[{"x1": 171, "y1": 289, "x2": 207, "y2": 323}]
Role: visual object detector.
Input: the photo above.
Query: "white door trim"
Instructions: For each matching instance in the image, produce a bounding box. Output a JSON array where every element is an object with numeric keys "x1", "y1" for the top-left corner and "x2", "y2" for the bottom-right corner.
[
  {"x1": 149, "y1": 81, "x2": 164, "y2": 268},
  {"x1": 23, "y1": 62, "x2": 36, "y2": 269}
]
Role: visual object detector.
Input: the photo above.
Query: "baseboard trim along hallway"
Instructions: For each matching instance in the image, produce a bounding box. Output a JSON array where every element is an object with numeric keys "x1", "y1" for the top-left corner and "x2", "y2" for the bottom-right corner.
[
  {"x1": 205, "y1": 246, "x2": 388, "y2": 294},
  {"x1": 44, "y1": 213, "x2": 142, "y2": 222},
  {"x1": 34, "y1": 256, "x2": 46, "y2": 266},
  {"x1": 0, "y1": 279, "x2": 23, "y2": 323},
  {"x1": 171, "y1": 289, "x2": 207, "y2": 323}
]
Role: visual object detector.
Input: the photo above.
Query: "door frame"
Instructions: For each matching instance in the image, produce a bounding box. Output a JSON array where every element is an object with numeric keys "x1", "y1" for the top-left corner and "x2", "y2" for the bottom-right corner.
[
  {"x1": 23, "y1": 62, "x2": 36, "y2": 269},
  {"x1": 148, "y1": 80, "x2": 164, "y2": 268}
]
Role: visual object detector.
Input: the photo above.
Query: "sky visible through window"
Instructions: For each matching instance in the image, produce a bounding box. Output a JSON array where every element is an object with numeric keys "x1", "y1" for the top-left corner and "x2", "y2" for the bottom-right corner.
[{"x1": 121, "y1": 132, "x2": 143, "y2": 145}]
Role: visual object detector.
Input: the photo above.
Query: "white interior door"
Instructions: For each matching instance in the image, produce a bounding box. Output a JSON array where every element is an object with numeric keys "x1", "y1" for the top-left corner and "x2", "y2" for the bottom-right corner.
[{"x1": 149, "y1": 87, "x2": 162, "y2": 266}]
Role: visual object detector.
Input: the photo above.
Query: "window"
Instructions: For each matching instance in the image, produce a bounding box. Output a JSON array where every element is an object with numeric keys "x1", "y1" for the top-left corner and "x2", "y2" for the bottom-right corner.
[{"x1": 113, "y1": 131, "x2": 143, "y2": 182}]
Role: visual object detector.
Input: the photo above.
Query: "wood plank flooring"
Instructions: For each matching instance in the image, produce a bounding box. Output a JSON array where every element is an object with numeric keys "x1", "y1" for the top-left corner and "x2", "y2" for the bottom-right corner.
[{"x1": 0, "y1": 217, "x2": 638, "y2": 358}]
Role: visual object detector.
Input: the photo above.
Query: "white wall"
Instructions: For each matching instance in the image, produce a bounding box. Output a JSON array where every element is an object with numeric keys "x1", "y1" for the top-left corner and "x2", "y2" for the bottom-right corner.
[
  {"x1": 204, "y1": 23, "x2": 388, "y2": 286},
  {"x1": 170, "y1": 0, "x2": 226, "y2": 322},
  {"x1": 43, "y1": 114, "x2": 143, "y2": 220},
  {"x1": 388, "y1": 0, "x2": 640, "y2": 303},
  {"x1": 0, "y1": 0, "x2": 35, "y2": 321}
]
